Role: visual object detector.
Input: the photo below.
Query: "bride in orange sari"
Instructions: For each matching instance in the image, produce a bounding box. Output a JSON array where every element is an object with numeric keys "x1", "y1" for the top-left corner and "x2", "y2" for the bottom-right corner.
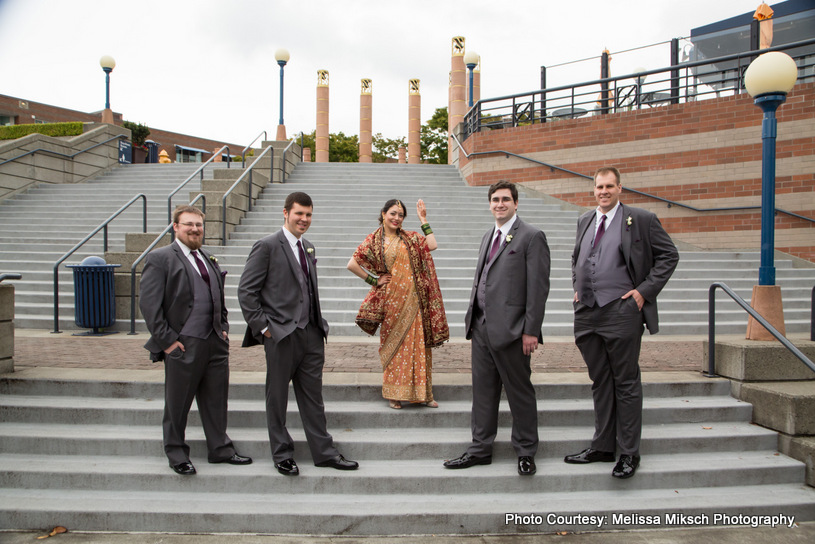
[{"x1": 347, "y1": 199, "x2": 449, "y2": 409}]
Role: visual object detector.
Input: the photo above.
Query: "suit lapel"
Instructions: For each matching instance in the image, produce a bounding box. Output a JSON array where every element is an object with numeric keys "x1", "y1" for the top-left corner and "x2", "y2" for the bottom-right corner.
[
  {"x1": 475, "y1": 228, "x2": 492, "y2": 279},
  {"x1": 278, "y1": 230, "x2": 306, "y2": 287},
  {"x1": 620, "y1": 203, "x2": 632, "y2": 264},
  {"x1": 576, "y1": 213, "x2": 593, "y2": 255},
  {"x1": 492, "y1": 217, "x2": 521, "y2": 263},
  {"x1": 171, "y1": 243, "x2": 197, "y2": 297}
]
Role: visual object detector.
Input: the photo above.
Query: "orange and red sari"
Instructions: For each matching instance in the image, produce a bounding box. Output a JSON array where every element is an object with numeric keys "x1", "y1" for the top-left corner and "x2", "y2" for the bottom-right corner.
[{"x1": 353, "y1": 228, "x2": 448, "y2": 402}]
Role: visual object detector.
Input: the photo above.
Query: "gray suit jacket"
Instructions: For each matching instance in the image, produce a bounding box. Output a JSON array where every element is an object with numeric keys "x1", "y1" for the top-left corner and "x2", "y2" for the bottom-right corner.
[
  {"x1": 139, "y1": 242, "x2": 228, "y2": 361},
  {"x1": 572, "y1": 203, "x2": 679, "y2": 334},
  {"x1": 238, "y1": 229, "x2": 329, "y2": 346},
  {"x1": 464, "y1": 216, "x2": 551, "y2": 350}
]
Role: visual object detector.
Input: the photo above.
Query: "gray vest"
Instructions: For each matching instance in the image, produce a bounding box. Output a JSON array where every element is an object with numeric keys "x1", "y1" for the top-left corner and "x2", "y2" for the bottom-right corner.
[
  {"x1": 475, "y1": 230, "x2": 501, "y2": 318},
  {"x1": 575, "y1": 212, "x2": 634, "y2": 308},
  {"x1": 179, "y1": 263, "x2": 215, "y2": 339},
  {"x1": 295, "y1": 256, "x2": 311, "y2": 330}
]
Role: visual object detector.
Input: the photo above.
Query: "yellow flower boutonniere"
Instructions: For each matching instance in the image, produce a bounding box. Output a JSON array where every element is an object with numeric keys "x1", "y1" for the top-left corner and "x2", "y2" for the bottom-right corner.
[
  {"x1": 307, "y1": 247, "x2": 314, "y2": 255},
  {"x1": 208, "y1": 255, "x2": 218, "y2": 263},
  {"x1": 505, "y1": 234, "x2": 513, "y2": 243},
  {"x1": 626, "y1": 216, "x2": 632, "y2": 231}
]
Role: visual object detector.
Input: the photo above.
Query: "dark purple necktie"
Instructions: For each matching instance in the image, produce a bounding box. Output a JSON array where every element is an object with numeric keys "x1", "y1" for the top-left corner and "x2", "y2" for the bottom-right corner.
[
  {"x1": 296, "y1": 240, "x2": 309, "y2": 278},
  {"x1": 191, "y1": 251, "x2": 210, "y2": 285},
  {"x1": 593, "y1": 215, "x2": 607, "y2": 248},
  {"x1": 488, "y1": 231, "x2": 502, "y2": 262}
]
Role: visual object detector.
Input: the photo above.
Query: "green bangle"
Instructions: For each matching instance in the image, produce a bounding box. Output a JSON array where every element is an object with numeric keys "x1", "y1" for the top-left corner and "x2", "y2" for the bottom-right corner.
[
  {"x1": 365, "y1": 274, "x2": 378, "y2": 286},
  {"x1": 421, "y1": 223, "x2": 433, "y2": 235}
]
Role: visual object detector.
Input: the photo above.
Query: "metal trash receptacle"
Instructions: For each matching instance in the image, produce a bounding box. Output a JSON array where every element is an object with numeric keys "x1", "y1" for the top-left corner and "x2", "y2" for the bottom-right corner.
[{"x1": 67, "y1": 256, "x2": 121, "y2": 336}]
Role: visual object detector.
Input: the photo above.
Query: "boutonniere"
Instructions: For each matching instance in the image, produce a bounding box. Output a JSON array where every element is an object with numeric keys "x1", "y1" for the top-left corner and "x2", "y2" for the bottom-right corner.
[
  {"x1": 626, "y1": 216, "x2": 632, "y2": 231},
  {"x1": 208, "y1": 255, "x2": 218, "y2": 263},
  {"x1": 505, "y1": 234, "x2": 513, "y2": 243},
  {"x1": 307, "y1": 247, "x2": 314, "y2": 255}
]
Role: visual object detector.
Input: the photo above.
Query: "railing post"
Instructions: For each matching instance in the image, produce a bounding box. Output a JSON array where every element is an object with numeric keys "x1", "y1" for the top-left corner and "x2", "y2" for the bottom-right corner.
[
  {"x1": 706, "y1": 284, "x2": 718, "y2": 377},
  {"x1": 670, "y1": 38, "x2": 680, "y2": 105},
  {"x1": 811, "y1": 286, "x2": 814, "y2": 342},
  {"x1": 600, "y1": 50, "x2": 610, "y2": 115}
]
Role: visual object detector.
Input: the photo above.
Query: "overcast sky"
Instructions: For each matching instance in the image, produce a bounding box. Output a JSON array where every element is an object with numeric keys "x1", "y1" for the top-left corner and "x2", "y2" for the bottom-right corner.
[{"x1": 0, "y1": 0, "x2": 758, "y2": 145}]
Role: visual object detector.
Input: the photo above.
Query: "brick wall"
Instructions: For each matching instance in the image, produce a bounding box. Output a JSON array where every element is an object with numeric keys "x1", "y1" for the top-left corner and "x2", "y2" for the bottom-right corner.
[{"x1": 458, "y1": 82, "x2": 815, "y2": 262}]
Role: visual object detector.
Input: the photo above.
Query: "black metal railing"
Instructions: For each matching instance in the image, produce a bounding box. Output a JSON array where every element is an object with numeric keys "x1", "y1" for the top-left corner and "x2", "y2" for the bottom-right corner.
[
  {"x1": 811, "y1": 286, "x2": 815, "y2": 342},
  {"x1": 449, "y1": 131, "x2": 815, "y2": 227},
  {"x1": 167, "y1": 145, "x2": 231, "y2": 225},
  {"x1": 130, "y1": 193, "x2": 205, "y2": 334},
  {"x1": 706, "y1": 282, "x2": 815, "y2": 377},
  {"x1": 241, "y1": 131, "x2": 267, "y2": 168},
  {"x1": 0, "y1": 274, "x2": 22, "y2": 283},
  {"x1": 462, "y1": 38, "x2": 815, "y2": 139},
  {"x1": 279, "y1": 139, "x2": 299, "y2": 183},
  {"x1": 0, "y1": 134, "x2": 128, "y2": 168},
  {"x1": 222, "y1": 146, "x2": 274, "y2": 244},
  {"x1": 52, "y1": 194, "x2": 147, "y2": 333}
]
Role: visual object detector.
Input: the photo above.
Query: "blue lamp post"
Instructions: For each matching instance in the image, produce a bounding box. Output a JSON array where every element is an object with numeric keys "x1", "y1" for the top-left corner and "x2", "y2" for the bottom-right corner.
[
  {"x1": 464, "y1": 50, "x2": 479, "y2": 108},
  {"x1": 99, "y1": 55, "x2": 116, "y2": 110},
  {"x1": 744, "y1": 52, "x2": 798, "y2": 287},
  {"x1": 275, "y1": 48, "x2": 290, "y2": 141}
]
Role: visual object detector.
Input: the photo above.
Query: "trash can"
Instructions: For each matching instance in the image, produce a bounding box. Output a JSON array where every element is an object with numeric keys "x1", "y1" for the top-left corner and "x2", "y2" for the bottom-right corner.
[{"x1": 67, "y1": 256, "x2": 121, "y2": 336}]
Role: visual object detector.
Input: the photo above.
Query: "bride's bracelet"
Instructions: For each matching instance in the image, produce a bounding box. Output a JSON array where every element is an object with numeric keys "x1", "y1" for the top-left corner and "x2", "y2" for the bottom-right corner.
[{"x1": 421, "y1": 223, "x2": 433, "y2": 236}]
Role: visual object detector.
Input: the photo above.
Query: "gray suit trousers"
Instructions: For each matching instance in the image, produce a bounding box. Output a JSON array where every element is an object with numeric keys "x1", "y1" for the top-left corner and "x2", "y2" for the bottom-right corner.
[
  {"x1": 163, "y1": 333, "x2": 235, "y2": 465},
  {"x1": 467, "y1": 316, "x2": 538, "y2": 458},
  {"x1": 574, "y1": 298, "x2": 644, "y2": 456},
  {"x1": 263, "y1": 324, "x2": 338, "y2": 464}
]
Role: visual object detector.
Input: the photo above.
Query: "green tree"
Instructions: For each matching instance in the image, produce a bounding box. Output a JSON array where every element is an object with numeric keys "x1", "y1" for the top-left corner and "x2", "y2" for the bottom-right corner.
[
  {"x1": 420, "y1": 107, "x2": 447, "y2": 164},
  {"x1": 328, "y1": 132, "x2": 359, "y2": 163},
  {"x1": 122, "y1": 121, "x2": 150, "y2": 147},
  {"x1": 372, "y1": 133, "x2": 406, "y2": 163}
]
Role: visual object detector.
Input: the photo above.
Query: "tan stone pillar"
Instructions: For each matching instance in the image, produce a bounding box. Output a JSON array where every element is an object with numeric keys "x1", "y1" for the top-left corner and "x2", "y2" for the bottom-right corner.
[
  {"x1": 316, "y1": 70, "x2": 330, "y2": 163},
  {"x1": 303, "y1": 147, "x2": 312, "y2": 162},
  {"x1": 398, "y1": 146, "x2": 406, "y2": 164},
  {"x1": 359, "y1": 79, "x2": 373, "y2": 163},
  {"x1": 101, "y1": 109, "x2": 115, "y2": 124},
  {"x1": 0, "y1": 282, "x2": 16, "y2": 373},
  {"x1": 408, "y1": 79, "x2": 421, "y2": 164},
  {"x1": 448, "y1": 36, "x2": 466, "y2": 164}
]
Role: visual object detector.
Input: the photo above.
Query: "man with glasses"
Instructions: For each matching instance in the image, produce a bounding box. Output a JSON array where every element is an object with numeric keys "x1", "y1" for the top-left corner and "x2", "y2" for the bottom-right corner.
[{"x1": 140, "y1": 205, "x2": 252, "y2": 476}]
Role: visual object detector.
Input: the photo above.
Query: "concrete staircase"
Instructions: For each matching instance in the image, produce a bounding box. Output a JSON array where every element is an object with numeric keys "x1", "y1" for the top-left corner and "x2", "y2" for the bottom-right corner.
[
  {"x1": 216, "y1": 162, "x2": 815, "y2": 339},
  {"x1": 0, "y1": 370, "x2": 813, "y2": 534},
  {"x1": 2, "y1": 161, "x2": 814, "y2": 336},
  {"x1": 0, "y1": 162, "x2": 227, "y2": 331}
]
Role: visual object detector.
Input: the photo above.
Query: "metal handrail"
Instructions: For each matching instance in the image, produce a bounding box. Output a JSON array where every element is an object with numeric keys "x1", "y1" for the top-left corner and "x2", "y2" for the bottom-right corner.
[
  {"x1": 811, "y1": 286, "x2": 814, "y2": 342},
  {"x1": 167, "y1": 145, "x2": 230, "y2": 224},
  {"x1": 0, "y1": 273, "x2": 22, "y2": 283},
  {"x1": 449, "y1": 132, "x2": 815, "y2": 226},
  {"x1": 130, "y1": 193, "x2": 206, "y2": 334},
  {"x1": 706, "y1": 282, "x2": 815, "y2": 377},
  {"x1": 280, "y1": 139, "x2": 298, "y2": 183},
  {"x1": 222, "y1": 146, "x2": 274, "y2": 243},
  {"x1": 462, "y1": 37, "x2": 815, "y2": 137},
  {"x1": 52, "y1": 194, "x2": 148, "y2": 333},
  {"x1": 241, "y1": 131, "x2": 267, "y2": 168},
  {"x1": 0, "y1": 134, "x2": 128, "y2": 167}
]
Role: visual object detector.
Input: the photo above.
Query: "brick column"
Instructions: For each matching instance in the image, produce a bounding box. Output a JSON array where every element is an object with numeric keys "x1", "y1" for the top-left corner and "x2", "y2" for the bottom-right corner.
[
  {"x1": 474, "y1": 56, "x2": 481, "y2": 104},
  {"x1": 448, "y1": 36, "x2": 466, "y2": 164},
  {"x1": 316, "y1": 70, "x2": 330, "y2": 163},
  {"x1": 359, "y1": 79, "x2": 373, "y2": 163},
  {"x1": 303, "y1": 147, "x2": 312, "y2": 162},
  {"x1": 408, "y1": 79, "x2": 421, "y2": 164},
  {"x1": 398, "y1": 146, "x2": 406, "y2": 163}
]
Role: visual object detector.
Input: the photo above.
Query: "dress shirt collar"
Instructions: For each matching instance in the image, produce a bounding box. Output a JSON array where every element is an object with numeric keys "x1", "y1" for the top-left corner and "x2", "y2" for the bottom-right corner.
[
  {"x1": 595, "y1": 202, "x2": 621, "y2": 227},
  {"x1": 282, "y1": 226, "x2": 305, "y2": 265},
  {"x1": 494, "y1": 214, "x2": 517, "y2": 240}
]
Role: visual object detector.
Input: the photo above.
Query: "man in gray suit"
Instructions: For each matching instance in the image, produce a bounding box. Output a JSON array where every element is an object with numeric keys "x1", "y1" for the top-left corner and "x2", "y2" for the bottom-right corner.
[
  {"x1": 564, "y1": 167, "x2": 678, "y2": 479},
  {"x1": 444, "y1": 181, "x2": 550, "y2": 476},
  {"x1": 238, "y1": 192, "x2": 357, "y2": 476},
  {"x1": 140, "y1": 205, "x2": 252, "y2": 476}
]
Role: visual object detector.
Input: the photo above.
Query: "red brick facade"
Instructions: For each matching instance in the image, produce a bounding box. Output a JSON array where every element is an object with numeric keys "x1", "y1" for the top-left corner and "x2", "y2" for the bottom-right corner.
[{"x1": 457, "y1": 82, "x2": 815, "y2": 262}]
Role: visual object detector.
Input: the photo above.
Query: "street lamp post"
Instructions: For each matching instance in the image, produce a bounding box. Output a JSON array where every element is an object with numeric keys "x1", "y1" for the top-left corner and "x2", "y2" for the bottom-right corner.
[
  {"x1": 275, "y1": 48, "x2": 290, "y2": 141},
  {"x1": 743, "y1": 51, "x2": 798, "y2": 340},
  {"x1": 99, "y1": 55, "x2": 116, "y2": 124},
  {"x1": 464, "y1": 50, "x2": 479, "y2": 108}
]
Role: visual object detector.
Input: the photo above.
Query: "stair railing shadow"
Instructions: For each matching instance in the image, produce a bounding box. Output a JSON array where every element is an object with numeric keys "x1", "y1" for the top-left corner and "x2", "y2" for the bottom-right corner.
[
  {"x1": 706, "y1": 281, "x2": 815, "y2": 377},
  {"x1": 129, "y1": 193, "x2": 206, "y2": 335},
  {"x1": 51, "y1": 194, "x2": 147, "y2": 333}
]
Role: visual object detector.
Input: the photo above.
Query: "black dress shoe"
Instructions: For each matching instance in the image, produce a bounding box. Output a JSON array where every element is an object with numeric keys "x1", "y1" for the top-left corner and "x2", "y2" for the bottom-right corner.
[
  {"x1": 443, "y1": 453, "x2": 492, "y2": 469},
  {"x1": 612, "y1": 455, "x2": 640, "y2": 479},
  {"x1": 170, "y1": 461, "x2": 196, "y2": 475},
  {"x1": 518, "y1": 456, "x2": 536, "y2": 476},
  {"x1": 315, "y1": 455, "x2": 359, "y2": 470},
  {"x1": 275, "y1": 458, "x2": 299, "y2": 476},
  {"x1": 210, "y1": 453, "x2": 253, "y2": 465},
  {"x1": 564, "y1": 448, "x2": 615, "y2": 464}
]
